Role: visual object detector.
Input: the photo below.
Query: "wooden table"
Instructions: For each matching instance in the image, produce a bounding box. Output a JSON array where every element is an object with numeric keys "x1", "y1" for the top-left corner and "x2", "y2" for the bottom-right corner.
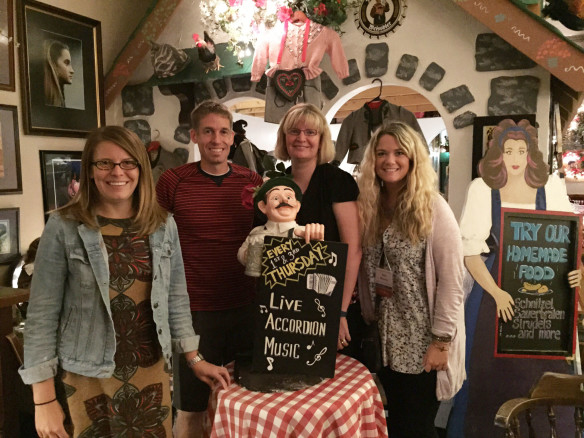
[
  {"x1": 205, "y1": 354, "x2": 388, "y2": 437},
  {"x1": 0, "y1": 286, "x2": 30, "y2": 438}
]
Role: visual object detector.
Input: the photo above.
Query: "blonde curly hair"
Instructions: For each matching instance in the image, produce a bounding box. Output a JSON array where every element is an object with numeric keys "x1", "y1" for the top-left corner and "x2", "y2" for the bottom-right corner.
[{"x1": 357, "y1": 121, "x2": 437, "y2": 246}]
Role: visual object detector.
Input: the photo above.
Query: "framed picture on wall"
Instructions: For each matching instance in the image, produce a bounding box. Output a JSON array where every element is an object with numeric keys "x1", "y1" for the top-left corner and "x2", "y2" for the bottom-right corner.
[
  {"x1": 0, "y1": 104, "x2": 22, "y2": 194},
  {"x1": 17, "y1": 0, "x2": 104, "y2": 137},
  {"x1": 39, "y1": 150, "x2": 82, "y2": 219},
  {"x1": 0, "y1": 0, "x2": 15, "y2": 91},
  {"x1": 0, "y1": 207, "x2": 19, "y2": 263},
  {"x1": 472, "y1": 114, "x2": 536, "y2": 180}
]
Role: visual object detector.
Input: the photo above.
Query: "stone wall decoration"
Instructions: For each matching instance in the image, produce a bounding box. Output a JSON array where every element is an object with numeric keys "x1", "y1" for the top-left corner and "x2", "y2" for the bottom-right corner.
[
  {"x1": 453, "y1": 111, "x2": 476, "y2": 129},
  {"x1": 194, "y1": 81, "x2": 212, "y2": 105},
  {"x1": 439, "y1": 85, "x2": 475, "y2": 113},
  {"x1": 419, "y1": 62, "x2": 445, "y2": 91},
  {"x1": 487, "y1": 76, "x2": 540, "y2": 116},
  {"x1": 342, "y1": 59, "x2": 361, "y2": 86},
  {"x1": 353, "y1": 0, "x2": 407, "y2": 38},
  {"x1": 174, "y1": 126, "x2": 190, "y2": 144},
  {"x1": 231, "y1": 74, "x2": 253, "y2": 93},
  {"x1": 320, "y1": 72, "x2": 339, "y2": 101},
  {"x1": 212, "y1": 78, "x2": 228, "y2": 99},
  {"x1": 122, "y1": 84, "x2": 154, "y2": 117},
  {"x1": 395, "y1": 54, "x2": 418, "y2": 81},
  {"x1": 475, "y1": 34, "x2": 536, "y2": 72},
  {"x1": 124, "y1": 119, "x2": 151, "y2": 146},
  {"x1": 365, "y1": 43, "x2": 389, "y2": 77}
]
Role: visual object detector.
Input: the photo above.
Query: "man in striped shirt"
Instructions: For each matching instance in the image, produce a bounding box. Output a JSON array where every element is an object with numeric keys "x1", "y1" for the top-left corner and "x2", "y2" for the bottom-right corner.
[{"x1": 156, "y1": 101, "x2": 263, "y2": 437}]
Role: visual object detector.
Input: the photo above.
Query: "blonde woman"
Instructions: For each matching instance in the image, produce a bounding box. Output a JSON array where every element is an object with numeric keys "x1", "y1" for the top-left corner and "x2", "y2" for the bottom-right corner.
[
  {"x1": 274, "y1": 103, "x2": 362, "y2": 354},
  {"x1": 357, "y1": 121, "x2": 465, "y2": 437}
]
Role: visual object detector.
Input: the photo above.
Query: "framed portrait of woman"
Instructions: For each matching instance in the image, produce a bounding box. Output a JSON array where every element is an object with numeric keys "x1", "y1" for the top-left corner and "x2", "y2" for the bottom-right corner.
[{"x1": 17, "y1": 0, "x2": 104, "y2": 137}]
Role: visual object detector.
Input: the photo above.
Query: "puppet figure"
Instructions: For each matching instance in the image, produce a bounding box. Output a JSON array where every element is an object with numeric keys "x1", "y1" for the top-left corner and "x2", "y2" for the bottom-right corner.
[{"x1": 238, "y1": 177, "x2": 324, "y2": 276}]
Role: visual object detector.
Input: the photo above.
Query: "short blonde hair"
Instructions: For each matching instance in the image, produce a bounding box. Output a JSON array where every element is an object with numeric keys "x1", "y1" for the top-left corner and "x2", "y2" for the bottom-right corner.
[{"x1": 274, "y1": 103, "x2": 335, "y2": 164}]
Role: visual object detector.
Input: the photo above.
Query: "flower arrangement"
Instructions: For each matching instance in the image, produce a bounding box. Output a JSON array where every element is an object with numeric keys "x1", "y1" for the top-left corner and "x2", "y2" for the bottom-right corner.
[{"x1": 199, "y1": 0, "x2": 351, "y2": 51}]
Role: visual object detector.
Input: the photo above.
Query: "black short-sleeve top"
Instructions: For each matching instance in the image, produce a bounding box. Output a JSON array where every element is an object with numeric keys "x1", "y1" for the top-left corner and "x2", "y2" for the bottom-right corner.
[{"x1": 292, "y1": 163, "x2": 359, "y2": 242}]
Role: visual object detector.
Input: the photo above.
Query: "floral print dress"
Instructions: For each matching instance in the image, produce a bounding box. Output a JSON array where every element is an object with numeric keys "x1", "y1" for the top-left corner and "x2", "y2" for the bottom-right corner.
[
  {"x1": 62, "y1": 218, "x2": 171, "y2": 438},
  {"x1": 378, "y1": 225, "x2": 432, "y2": 374}
]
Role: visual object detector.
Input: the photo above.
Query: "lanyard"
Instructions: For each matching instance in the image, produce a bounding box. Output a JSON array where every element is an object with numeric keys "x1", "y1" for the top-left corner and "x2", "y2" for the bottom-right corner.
[{"x1": 276, "y1": 19, "x2": 311, "y2": 65}]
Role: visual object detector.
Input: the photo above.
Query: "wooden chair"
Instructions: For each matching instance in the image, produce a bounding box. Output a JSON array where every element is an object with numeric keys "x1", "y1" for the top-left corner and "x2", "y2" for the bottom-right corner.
[{"x1": 494, "y1": 372, "x2": 584, "y2": 437}]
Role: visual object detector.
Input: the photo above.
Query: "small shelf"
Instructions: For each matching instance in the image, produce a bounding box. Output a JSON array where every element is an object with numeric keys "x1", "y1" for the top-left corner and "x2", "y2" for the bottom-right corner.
[{"x1": 144, "y1": 44, "x2": 254, "y2": 87}]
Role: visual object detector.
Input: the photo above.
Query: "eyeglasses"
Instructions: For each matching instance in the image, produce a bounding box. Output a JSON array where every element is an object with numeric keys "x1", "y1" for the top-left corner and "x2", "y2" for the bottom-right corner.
[
  {"x1": 91, "y1": 159, "x2": 140, "y2": 170},
  {"x1": 287, "y1": 128, "x2": 319, "y2": 137}
]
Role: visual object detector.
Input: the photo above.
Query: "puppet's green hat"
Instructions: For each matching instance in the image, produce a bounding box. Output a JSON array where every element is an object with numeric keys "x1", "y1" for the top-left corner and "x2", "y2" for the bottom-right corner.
[{"x1": 254, "y1": 176, "x2": 303, "y2": 205}]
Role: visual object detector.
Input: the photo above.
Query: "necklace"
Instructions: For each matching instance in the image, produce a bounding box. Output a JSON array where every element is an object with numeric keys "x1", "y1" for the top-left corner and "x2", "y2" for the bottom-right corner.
[{"x1": 277, "y1": 19, "x2": 311, "y2": 68}]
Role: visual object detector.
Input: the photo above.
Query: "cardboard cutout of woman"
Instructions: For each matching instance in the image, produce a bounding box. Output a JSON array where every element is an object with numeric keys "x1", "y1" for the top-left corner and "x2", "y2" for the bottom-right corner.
[{"x1": 449, "y1": 119, "x2": 581, "y2": 437}]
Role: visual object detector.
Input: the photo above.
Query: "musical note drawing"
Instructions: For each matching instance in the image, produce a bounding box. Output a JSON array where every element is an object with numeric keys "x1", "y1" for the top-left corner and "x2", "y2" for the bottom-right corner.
[
  {"x1": 266, "y1": 357, "x2": 274, "y2": 371},
  {"x1": 328, "y1": 252, "x2": 337, "y2": 267},
  {"x1": 314, "y1": 299, "x2": 326, "y2": 317},
  {"x1": 306, "y1": 340, "x2": 315, "y2": 350},
  {"x1": 259, "y1": 305, "x2": 268, "y2": 314},
  {"x1": 307, "y1": 347, "x2": 327, "y2": 366}
]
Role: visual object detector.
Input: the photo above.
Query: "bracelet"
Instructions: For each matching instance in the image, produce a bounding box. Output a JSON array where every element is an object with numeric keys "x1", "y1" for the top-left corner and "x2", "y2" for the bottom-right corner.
[
  {"x1": 34, "y1": 397, "x2": 57, "y2": 406},
  {"x1": 186, "y1": 353, "x2": 205, "y2": 368},
  {"x1": 431, "y1": 343, "x2": 449, "y2": 352},
  {"x1": 340, "y1": 310, "x2": 347, "y2": 318},
  {"x1": 431, "y1": 333, "x2": 452, "y2": 343}
]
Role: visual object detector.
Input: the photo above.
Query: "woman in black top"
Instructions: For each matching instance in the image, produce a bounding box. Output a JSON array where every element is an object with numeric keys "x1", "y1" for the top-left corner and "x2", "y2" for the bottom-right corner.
[{"x1": 274, "y1": 103, "x2": 362, "y2": 353}]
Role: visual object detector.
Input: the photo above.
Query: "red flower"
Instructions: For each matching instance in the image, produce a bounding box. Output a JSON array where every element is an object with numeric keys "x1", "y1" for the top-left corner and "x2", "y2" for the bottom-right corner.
[
  {"x1": 241, "y1": 183, "x2": 257, "y2": 210},
  {"x1": 229, "y1": 0, "x2": 243, "y2": 6},
  {"x1": 314, "y1": 3, "x2": 328, "y2": 16},
  {"x1": 254, "y1": 0, "x2": 266, "y2": 7},
  {"x1": 278, "y1": 6, "x2": 292, "y2": 21}
]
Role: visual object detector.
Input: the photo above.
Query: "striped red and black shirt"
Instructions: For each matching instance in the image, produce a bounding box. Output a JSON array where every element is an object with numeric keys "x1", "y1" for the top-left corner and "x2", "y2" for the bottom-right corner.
[{"x1": 156, "y1": 162, "x2": 263, "y2": 311}]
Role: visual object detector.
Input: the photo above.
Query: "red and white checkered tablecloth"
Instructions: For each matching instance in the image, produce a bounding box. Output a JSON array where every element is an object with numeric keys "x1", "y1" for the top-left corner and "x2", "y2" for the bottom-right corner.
[{"x1": 205, "y1": 354, "x2": 388, "y2": 437}]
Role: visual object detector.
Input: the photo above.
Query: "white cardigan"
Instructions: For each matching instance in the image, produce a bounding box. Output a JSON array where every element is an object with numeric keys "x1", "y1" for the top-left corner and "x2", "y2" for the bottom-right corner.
[{"x1": 359, "y1": 195, "x2": 466, "y2": 400}]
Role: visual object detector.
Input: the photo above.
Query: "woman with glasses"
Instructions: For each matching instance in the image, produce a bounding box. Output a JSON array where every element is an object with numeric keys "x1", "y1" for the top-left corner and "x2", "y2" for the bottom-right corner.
[
  {"x1": 274, "y1": 103, "x2": 362, "y2": 355},
  {"x1": 20, "y1": 126, "x2": 229, "y2": 438}
]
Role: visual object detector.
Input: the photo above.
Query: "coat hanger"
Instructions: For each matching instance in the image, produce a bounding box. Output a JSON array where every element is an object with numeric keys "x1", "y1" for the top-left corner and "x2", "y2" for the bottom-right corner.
[{"x1": 366, "y1": 78, "x2": 384, "y2": 109}]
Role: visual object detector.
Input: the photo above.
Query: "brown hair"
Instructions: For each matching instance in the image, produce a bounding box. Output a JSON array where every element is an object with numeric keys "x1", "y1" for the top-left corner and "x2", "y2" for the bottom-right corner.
[
  {"x1": 190, "y1": 100, "x2": 233, "y2": 131},
  {"x1": 59, "y1": 126, "x2": 167, "y2": 235},
  {"x1": 478, "y1": 119, "x2": 548, "y2": 189}
]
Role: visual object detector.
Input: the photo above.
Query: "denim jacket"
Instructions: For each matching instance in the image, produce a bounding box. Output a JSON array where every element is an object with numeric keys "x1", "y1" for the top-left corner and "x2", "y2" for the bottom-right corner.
[{"x1": 19, "y1": 213, "x2": 199, "y2": 385}]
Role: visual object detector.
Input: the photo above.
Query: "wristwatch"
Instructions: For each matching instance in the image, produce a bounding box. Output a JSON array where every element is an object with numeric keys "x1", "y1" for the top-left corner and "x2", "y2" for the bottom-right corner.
[{"x1": 187, "y1": 352, "x2": 205, "y2": 368}]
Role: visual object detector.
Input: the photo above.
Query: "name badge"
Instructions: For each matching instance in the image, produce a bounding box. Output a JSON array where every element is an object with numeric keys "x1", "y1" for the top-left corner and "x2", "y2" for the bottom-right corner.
[{"x1": 375, "y1": 267, "x2": 393, "y2": 288}]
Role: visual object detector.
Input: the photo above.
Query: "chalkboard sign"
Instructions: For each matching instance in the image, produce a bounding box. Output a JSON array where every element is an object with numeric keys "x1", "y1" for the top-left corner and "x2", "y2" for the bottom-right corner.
[
  {"x1": 496, "y1": 209, "x2": 581, "y2": 358},
  {"x1": 251, "y1": 236, "x2": 347, "y2": 378}
]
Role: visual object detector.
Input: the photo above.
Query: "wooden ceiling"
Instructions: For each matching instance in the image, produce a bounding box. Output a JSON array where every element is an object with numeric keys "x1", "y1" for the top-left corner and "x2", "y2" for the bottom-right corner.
[{"x1": 230, "y1": 85, "x2": 438, "y2": 122}]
